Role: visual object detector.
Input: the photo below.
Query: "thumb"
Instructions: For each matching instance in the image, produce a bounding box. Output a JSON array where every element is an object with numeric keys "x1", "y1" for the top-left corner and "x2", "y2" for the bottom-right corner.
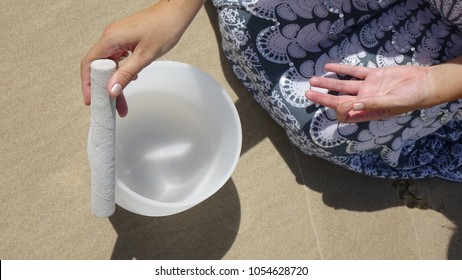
[
  {"x1": 336, "y1": 101, "x2": 353, "y2": 123},
  {"x1": 352, "y1": 95, "x2": 403, "y2": 112},
  {"x1": 107, "y1": 53, "x2": 150, "y2": 97}
]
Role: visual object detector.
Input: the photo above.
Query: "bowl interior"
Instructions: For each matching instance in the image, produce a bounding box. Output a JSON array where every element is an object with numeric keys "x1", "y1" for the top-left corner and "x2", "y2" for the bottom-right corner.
[{"x1": 115, "y1": 61, "x2": 241, "y2": 216}]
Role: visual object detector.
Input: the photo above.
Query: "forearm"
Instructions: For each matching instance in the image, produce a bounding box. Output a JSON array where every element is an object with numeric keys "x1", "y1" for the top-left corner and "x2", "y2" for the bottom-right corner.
[
  {"x1": 103, "y1": 0, "x2": 206, "y2": 64},
  {"x1": 428, "y1": 55, "x2": 462, "y2": 105},
  {"x1": 154, "y1": 0, "x2": 207, "y2": 32}
]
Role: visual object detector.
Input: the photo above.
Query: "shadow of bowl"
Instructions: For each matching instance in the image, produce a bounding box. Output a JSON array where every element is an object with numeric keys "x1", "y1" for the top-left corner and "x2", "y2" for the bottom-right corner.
[{"x1": 109, "y1": 178, "x2": 241, "y2": 259}]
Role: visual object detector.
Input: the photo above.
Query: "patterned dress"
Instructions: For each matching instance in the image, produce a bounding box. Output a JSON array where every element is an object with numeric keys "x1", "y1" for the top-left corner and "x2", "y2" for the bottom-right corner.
[{"x1": 211, "y1": 0, "x2": 462, "y2": 181}]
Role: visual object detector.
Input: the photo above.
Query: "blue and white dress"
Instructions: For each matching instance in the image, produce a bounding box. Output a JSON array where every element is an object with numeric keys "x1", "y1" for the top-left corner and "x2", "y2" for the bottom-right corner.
[{"x1": 212, "y1": 0, "x2": 462, "y2": 181}]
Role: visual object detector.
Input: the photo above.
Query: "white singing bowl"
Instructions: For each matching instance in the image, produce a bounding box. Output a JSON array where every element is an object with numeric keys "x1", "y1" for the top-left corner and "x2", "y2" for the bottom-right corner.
[{"x1": 113, "y1": 61, "x2": 241, "y2": 216}]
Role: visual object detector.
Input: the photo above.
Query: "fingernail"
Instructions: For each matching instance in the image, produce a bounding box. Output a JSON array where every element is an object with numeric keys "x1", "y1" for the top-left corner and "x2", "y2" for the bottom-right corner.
[
  {"x1": 353, "y1": 103, "x2": 364, "y2": 111},
  {"x1": 342, "y1": 101, "x2": 353, "y2": 109},
  {"x1": 110, "y1": 83, "x2": 122, "y2": 97}
]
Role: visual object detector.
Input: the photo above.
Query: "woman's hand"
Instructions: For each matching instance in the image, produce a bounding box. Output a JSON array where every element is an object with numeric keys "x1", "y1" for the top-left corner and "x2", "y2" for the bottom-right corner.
[
  {"x1": 305, "y1": 63, "x2": 437, "y2": 123},
  {"x1": 81, "y1": 0, "x2": 205, "y2": 117}
]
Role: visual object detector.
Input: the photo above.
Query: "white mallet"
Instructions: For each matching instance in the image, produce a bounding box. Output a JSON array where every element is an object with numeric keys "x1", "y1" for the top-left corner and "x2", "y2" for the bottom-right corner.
[{"x1": 89, "y1": 59, "x2": 117, "y2": 217}]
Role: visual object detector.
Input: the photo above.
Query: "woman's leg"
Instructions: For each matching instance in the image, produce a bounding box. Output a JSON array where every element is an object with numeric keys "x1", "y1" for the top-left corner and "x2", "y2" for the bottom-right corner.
[{"x1": 213, "y1": 0, "x2": 462, "y2": 181}]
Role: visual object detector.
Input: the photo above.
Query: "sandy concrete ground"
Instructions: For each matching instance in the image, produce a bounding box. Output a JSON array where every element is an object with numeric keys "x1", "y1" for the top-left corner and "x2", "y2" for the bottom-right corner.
[{"x1": 1, "y1": 0, "x2": 462, "y2": 259}]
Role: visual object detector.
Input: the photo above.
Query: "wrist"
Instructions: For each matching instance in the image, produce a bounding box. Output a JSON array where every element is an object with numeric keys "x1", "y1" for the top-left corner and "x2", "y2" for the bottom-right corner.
[{"x1": 427, "y1": 56, "x2": 462, "y2": 105}]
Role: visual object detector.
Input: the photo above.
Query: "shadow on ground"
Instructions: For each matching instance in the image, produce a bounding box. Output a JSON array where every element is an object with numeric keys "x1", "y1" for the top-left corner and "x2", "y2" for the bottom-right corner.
[{"x1": 109, "y1": 179, "x2": 240, "y2": 259}]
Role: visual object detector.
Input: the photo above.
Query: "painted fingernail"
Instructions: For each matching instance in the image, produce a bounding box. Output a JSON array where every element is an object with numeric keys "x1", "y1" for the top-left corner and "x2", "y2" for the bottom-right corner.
[
  {"x1": 353, "y1": 103, "x2": 364, "y2": 111},
  {"x1": 110, "y1": 83, "x2": 122, "y2": 97},
  {"x1": 342, "y1": 101, "x2": 353, "y2": 109}
]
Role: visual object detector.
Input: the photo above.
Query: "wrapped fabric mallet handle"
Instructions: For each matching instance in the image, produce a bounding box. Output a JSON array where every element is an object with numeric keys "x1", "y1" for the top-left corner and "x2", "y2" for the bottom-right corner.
[{"x1": 89, "y1": 59, "x2": 116, "y2": 217}]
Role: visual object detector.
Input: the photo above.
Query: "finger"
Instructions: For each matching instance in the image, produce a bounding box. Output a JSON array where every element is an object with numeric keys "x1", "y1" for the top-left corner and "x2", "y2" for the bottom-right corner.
[
  {"x1": 116, "y1": 50, "x2": 130, "y2": 62},
  {"x1": 305, "y1": 89, "x2": 338, "y2": 108},
  {"x1": 116, "y1": 92, "x2": 128, "y2": 117},
  {"x1": 81, "y1": 55, "x2": 93, "y2": 105},
  {"x1": 342, "y1": 109, "x2": 394, "y2": 123},
  {"x1": 305, "y1": 89, "x2": 356, "y2": 109},
  {"x1": 353, "y1": 94, "x2": 405, "y2": 112},
  {"x1": 336, "y1": 101, "x2": 353, "y2": 122},
  {"x1": 107, "y1": 48, "x2": 152, "y2": 98},
  {"x1": 80, "y1": 42, "x2": 126, "y2": 105},
  {"x1": 310, "y1": 76, "x2": 362, "y2": 95},
  {"x1": 324, "y1": 63, "x2": 372, "y2": 80}
]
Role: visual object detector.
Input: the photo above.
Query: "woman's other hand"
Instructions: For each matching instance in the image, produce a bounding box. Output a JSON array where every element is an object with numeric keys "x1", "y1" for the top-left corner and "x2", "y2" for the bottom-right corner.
[{"x1": 305, "y1": 63, "x2": 436, "y2": 123}]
